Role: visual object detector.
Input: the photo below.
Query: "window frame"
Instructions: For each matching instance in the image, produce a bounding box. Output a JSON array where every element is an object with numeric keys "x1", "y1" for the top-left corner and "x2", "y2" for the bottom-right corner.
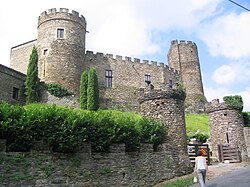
[{"x1": 106, "y1": 70, "x2": 113, "y2": 88}]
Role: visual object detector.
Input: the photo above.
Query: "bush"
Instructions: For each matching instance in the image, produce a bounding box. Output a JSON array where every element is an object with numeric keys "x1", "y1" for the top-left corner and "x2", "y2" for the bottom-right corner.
[
  {"x1": 45, "y1": 83, "x2": 73, "y2": 98},
  {"x1": 223, "y1": 95, "x2": 243, "y2": 112},
  {"x1": 243, "y1": 112, "x2": 250, "y2": 127},
  {"x1": 0, "y1": 104, "x2": 165, "y2": 153},
  {"x1": 187, "y1": 132, "x2": 209, "y2": 144}
]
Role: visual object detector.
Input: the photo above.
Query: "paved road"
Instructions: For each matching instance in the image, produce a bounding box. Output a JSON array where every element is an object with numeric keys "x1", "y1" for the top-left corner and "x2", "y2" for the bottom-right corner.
[{"x1": 190, "y1": 165, "x2": 250, "y2": 187}]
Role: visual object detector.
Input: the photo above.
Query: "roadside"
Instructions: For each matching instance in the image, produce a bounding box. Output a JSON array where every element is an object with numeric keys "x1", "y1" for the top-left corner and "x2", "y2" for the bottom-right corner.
[{"x1": 154, "y1": 160, "x2": 250, "y2": 187}]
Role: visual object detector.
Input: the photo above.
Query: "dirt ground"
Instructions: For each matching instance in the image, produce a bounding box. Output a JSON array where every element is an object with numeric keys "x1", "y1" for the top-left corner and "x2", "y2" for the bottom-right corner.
[{"x1": 206, "y1": 160, "x2": 250, "y2": 180}]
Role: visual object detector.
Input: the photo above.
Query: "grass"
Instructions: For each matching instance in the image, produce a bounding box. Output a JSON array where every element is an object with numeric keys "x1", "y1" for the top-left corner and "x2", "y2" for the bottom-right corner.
[
  {"x1": 156, "y1": 174, "x2": 194, "y2": 187},
  {"x1": 185, "y1": 113, "x2": 210, "y2": 135}
]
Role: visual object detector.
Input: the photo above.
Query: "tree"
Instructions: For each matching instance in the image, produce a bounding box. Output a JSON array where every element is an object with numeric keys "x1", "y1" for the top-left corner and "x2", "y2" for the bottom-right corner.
[
  {"x1": 25, "y1": 46, "x2": 39, "y2": 104},
  {"x1": 87, "y1": 67, "x2": 99, "y2": 111},
  {"x1": 80, "y1": 70, "x2": 88, "y2": 109}
]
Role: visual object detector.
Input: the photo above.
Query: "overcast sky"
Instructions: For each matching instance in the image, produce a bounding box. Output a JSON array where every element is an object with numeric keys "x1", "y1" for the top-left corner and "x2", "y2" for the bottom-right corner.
[{"x1": 0, "y1": 0, "x2": 250, "y2": 111}]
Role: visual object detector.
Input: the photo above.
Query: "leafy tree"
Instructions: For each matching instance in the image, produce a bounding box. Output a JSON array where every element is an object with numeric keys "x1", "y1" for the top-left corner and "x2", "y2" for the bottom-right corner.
[
  {"x1": 25, "y1": 46, "x2": 39, "y2": 104},
  {"x1": 87, "y1": 68, "x2": 99, "y2": 111},
  {"x1": 80, "y1": 70, "x2": 88, "y2": 109}
]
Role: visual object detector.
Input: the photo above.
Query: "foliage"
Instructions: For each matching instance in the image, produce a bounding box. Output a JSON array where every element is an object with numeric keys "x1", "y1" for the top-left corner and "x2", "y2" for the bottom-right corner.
[
  {"x1": 25, "y1": 46, "x2": 39, "y2": 104},
  {"x1": 163, "y1": 175, "x2": 193, "y2": 187},
  {"x1": 243, "y1": 112, "x2": 250, "y2": 127},
  {"x1": 45, "y1": 83, "x2": 73, "y2": 98},
  {"x1": 175, "y1": 82, "x2": 186, "y2": 99},
  {"x1": 223, "y1": 95, "x2": 243, "y2": 112},
  {"x1": 0, "y1": 103, "x2": 165, "y2": 153},
  {"x1": 185, "y1": 113, "x2": 210, "y2": 143},
  {"x1": 80, "y1": 70, "x2": 88, "y2": 109},
  {"x1": 87, "y1": 67, "x2": 99, "y2": 111}
]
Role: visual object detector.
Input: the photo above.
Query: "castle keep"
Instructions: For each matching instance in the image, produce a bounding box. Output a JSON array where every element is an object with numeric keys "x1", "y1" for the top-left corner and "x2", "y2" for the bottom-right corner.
[{"x1": 10, "y1": 8, "x2": 206, "y2": 113}]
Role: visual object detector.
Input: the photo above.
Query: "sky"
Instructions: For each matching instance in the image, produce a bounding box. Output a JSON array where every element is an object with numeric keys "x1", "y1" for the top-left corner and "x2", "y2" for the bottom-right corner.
[{"x1": 0, "y1": 0, "x2": 250, "y2": 111}]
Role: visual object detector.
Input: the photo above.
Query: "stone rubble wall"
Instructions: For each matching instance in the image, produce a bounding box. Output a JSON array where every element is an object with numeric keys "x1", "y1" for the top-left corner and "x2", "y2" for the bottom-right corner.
[
  {"x1": 206, "y1": 99, "x2": 248, "y2": 161},
  {"x1": 0, "y1": 141, "x2": 192, "y2": 187}
]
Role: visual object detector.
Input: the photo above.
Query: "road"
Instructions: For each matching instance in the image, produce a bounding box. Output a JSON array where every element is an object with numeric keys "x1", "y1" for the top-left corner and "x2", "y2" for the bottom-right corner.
[{"x1": 190, "y1": 165, "x2": 250, "y2": 187}]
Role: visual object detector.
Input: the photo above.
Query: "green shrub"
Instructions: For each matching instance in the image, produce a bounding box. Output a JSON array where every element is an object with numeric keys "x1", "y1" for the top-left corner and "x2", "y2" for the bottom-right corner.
[
  {"x1": 80, "y1": 70, "x2": 88, "y2": 109},
  {"x1": 45, "y1": 83, "x2": 73, "y2": 98},
  {"x1": 87, "y1": 67, "x2": 99, "y2": 111},
  {"x1": 243, "y1": 112, "x2": 250, "y2": 127},
  {"x1": 0, "y1": 104, "x2": 165, "y2": 153},
  {"x1": 223, "y1": 95, "x2": 243, "y2": 112},
  {"x1": 187, "y1": 132, "x2": 209, "y2": 144}
]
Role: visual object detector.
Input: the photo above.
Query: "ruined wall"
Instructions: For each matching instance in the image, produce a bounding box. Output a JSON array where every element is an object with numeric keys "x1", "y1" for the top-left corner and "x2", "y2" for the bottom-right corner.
[
  {"x1": 168, "y1": 40, "x2": 206, "y2": 113},
  {"x1": 0, "y1": 64, "x2": 26, "y2": 105},
  {"x1": 0, "y1": 141, "x2": 192, "y2": 187},
  {"x1": 206, "y1": 99, "x2": 248, "y2": 161},
  {"x1": 10, "y1": 39, "x2": 37, "y2": 74}
]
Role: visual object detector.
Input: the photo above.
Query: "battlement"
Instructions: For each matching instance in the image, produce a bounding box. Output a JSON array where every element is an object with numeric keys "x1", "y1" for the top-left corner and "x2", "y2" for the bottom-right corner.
[
  {"x1": 171, "y1": 39, "x2": 197, "y2": 46},
  {"x1": 38, "y1": 8, "x2": 86, "y2": 27},
  {"x1": 85, "y1": 50, "x2": 179, "y2": 74},
  {"x1": 205, "y1": 99, "x2": 233, "y2": 113}
]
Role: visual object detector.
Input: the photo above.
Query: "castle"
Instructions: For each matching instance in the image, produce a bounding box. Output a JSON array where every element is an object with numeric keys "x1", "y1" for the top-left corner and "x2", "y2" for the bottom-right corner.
[{"x1": 9, "y1": 8, "x2": 206, "y2": 113}]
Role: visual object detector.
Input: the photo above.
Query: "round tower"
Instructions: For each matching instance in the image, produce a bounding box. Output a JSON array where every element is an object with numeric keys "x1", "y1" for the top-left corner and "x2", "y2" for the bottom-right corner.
[
  {"x1": 206, "y1": 99, "x2": 248, "y2": 161},
  {"x1": 37, "y1": 8, "x2": 87, "y2": 95},
  {"x1": 138, "y1": 88, "x2": 192, "y2": 174},
  {"x1": 168, "y1": 40, "x2": 206, "y2": 113}
]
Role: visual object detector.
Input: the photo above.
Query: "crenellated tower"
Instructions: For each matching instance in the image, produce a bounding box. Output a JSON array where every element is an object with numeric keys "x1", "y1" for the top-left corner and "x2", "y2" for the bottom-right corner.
[
  {"x1": 37, "y1": 8, "x2": 87, "y2": 95},
  {"x1": 168, "y1": 40, "x2": 207, "y2": 113}
]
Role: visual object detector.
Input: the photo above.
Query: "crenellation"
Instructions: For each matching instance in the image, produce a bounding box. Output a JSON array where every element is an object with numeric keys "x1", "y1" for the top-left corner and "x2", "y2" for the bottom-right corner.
[
  {"x1": 96, "y1": 52, "x2": 104, "y2": 57},
  {"x1": 106, "y1": 53, "x2": 114, "y2": 58},
  {"x1": 116, "y1": 55, "x2": 122, "y2": 60},
  {"x1": 151, "y1": 61, "x2": 157, "y2": 66},
  {"x1": 86, "y1": 50, "x2": 94, "y2": 55},
  {"x1": 159, "y1": 62, "x2": 164, "y2": 67},
  {"x1": 71, "y1": 10, "x2": 79, "y2": 17},
  {"x1": 125, "y1": 56, "x2": 131, "y2": 61},
  {"x1": 60, "y1": 8, "x2": 69, "y2": 13},
  {"x1": 143, "y1": 60, "x2": 149, "y2": 64},
  {"x1": 48, "y1": 8, "x2": 56, "y2": 14},
  {"x1": 134, "y1": 58, "x2": 140, "y2": 63},
  {"x1": 180, "y1": 40, "x2": 186, "y2": 43}
]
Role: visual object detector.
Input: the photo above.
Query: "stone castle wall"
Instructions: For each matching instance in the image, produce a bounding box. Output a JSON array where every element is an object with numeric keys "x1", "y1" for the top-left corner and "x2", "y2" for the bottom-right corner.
[
  {"x1": 168, "y1": 40, "x2": 206, "y2": 113},
  {"x1": 0, "y1": 64, "x2": 26, "y2": 105},
  {"x1": 0, "y1": 141, "x2": 192, "y2": 187},
  {"x1": 10, "y1": 39, "x2": 37, "y2": 74},
  {"x1": 206, "y1": 99, "x2": 248, "y2": 161}
]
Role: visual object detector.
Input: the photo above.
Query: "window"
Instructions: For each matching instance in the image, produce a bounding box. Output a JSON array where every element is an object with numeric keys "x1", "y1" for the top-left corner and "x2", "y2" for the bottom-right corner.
[
  {"x1": 43, "y1": 49, "x2": 48, "y2": 55},
  {"x1": 12, "y1": 87, "x2": 19, "y2": 100},
  {"x1": 168, "y1": 79, "x2": 173, "y2": 88},
  {"x1": 145, "y1": 74, "x2": 151, "y2": 86},
  {"x1": 57, "y1": 28, "x2": 64, "y2": 39},
  {"x1": 106, "y1": 70, "x2": 113, "y2": 88}
]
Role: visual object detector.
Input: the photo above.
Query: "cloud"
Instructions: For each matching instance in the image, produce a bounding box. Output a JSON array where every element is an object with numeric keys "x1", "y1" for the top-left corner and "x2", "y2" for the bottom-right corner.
[
  {"x1": 198, "y1": 11, "x2": 250, "y2": 59},
  {"x1": 212, "y1": 60, "x2": 250, "y2": 85}
]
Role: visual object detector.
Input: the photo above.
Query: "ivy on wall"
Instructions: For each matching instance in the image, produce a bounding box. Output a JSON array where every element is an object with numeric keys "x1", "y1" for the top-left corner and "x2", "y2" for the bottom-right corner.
[
  {"x1": 223, "y1": 95, "x2": 243, "y2": 112},
  {"x1": 45, "y1": 83, "x2": 73, "y2": 98}
]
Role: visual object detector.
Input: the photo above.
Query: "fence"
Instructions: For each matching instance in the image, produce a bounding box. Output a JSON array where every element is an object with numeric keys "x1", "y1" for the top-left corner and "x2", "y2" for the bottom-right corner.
[{"x1": 187, "y1": 144, "x2": 210, "y2": 165}]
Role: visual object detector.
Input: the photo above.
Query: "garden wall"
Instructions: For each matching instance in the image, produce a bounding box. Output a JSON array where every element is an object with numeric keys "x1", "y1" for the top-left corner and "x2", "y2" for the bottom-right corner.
[{"x1": 0, "y1": 140, "x2": 192, "y2": 187}]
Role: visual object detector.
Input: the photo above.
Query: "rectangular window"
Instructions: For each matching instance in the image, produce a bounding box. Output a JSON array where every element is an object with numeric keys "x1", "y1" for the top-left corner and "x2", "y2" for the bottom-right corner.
[
  {"x1": 12, "y1": 87, "x2": 19, "y2": 100},
  {"x1": 57, "y1": 28, "x2": 64, "y2": 39},
  {"x1": 106, "y1": 70, "x2": 113, "y2": 88},
  {"x1": 145, "y1": 74, "x2": 151, "y2": 86}
]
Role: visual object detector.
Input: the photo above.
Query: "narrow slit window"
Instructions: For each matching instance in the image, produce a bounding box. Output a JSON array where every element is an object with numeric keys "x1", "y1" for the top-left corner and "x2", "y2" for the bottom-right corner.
[
  {"x1": 106, "y1": 70, "x2": 112, "y2": 88},
  {"x1": 12, "y1": 87, "x2": 19, "y2": 100},
  {"x1": 57, "y1": 28, "x2": 64, "y2": 39},
  {"x1": 43, "y1": 49, "x2": 48, "y2": 55}
]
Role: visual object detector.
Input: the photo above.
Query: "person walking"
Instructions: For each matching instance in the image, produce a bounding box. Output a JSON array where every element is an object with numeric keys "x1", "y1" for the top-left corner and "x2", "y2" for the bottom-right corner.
[{"x1": 194, "y1": 150, "x2": 208, "y2": 187}]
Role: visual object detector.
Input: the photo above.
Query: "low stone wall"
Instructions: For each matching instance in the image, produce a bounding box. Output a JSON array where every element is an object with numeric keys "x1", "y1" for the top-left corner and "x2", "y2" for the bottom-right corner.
[{"x1": 0, "y1": 140, "x2": 192, "y2": 187}]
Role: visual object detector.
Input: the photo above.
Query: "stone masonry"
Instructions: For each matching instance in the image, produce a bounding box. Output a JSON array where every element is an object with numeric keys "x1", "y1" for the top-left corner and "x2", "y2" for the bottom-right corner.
[
  {"x1": 9, "y1": 8, "x2": 206, "y2": 113},
  {"x1": 206, "y1": 99, "x2": 248, "y2": 161}
]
